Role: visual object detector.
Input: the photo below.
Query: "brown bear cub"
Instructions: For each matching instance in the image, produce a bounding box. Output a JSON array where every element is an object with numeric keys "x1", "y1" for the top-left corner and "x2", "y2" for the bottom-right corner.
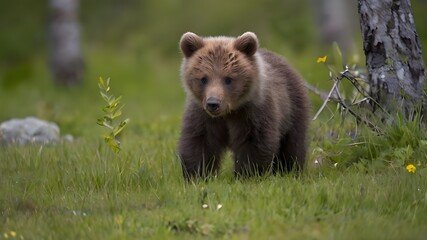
[{"x1": 178, "y1": 32, "x2": 310, "y2": 180}]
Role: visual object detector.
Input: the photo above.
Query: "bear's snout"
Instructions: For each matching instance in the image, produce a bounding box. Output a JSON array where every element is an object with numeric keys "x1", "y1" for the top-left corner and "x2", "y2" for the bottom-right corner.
[{"x1": 205, "y1": 97, "x2": 221, "y2": 115}]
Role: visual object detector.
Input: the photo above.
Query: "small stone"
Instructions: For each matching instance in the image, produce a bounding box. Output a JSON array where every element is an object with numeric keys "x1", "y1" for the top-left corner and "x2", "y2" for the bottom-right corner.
[
  {"x1": 61, "y1": 134, "x2": 74, "y2": 143},
  {"x1": 0, "y1": 117, "x2": 60, "y2": 145}
]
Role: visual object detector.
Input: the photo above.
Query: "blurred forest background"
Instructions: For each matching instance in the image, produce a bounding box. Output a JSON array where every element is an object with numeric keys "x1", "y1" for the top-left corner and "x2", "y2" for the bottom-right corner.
[{"x1": 0, "y1": 0, "x2": 426, "y2": 137}]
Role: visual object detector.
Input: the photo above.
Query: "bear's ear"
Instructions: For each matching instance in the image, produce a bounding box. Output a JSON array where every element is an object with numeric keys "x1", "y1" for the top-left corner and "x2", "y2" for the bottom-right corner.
[
  {"x1": 180, "y1": 32, "x2": 204, "y2": 58},
  {"x1": 234, "y1": 32, "x2": 259, "y2": 56}
]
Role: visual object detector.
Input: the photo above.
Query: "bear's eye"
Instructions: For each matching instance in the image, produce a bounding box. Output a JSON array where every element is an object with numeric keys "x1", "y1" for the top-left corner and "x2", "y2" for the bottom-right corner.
[
  {"x1": 200, "y1": 77, "x2": 208, "y2": 85},
  {"x1": 224, "y1": 77, "x2": 233, "y2": 85}
]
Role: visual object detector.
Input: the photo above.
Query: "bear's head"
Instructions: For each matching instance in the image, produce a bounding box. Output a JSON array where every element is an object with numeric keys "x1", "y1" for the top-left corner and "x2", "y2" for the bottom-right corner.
[{"x1": 179, "y1": 32, "x2": 261, "y2": 117}]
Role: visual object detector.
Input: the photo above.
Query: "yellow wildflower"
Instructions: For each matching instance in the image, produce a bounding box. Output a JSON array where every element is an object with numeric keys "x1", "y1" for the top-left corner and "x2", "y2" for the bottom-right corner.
[
  {"x1": 9, "y1": 231, "x2": 16, "y2": 237},
  {"x1": 317, "y1": 56, "x2": 327, "y2": 63},
  {"x1": 406, "y1": 164, "x2": 416, "y2": 173}
]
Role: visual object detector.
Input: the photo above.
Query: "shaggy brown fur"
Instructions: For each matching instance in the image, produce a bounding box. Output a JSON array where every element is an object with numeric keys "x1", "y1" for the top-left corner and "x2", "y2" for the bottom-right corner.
[{"x1": 178, "y1": 32, "x2": 310, "y2": 180}]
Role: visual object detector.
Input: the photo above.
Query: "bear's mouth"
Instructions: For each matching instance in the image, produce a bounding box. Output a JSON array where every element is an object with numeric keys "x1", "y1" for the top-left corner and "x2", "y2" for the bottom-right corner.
[
  {"x1": 204, "y1": 108, "x2": 222, "y2": 117},
  {"x1": 204, "y1": 104, "x2": 233, "y2": 118}
]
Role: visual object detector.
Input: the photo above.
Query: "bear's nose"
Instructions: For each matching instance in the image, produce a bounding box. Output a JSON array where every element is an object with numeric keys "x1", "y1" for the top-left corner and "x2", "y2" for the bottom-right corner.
[{"x1": 206, "y1": 97, "x2": 220, "y2": 113}]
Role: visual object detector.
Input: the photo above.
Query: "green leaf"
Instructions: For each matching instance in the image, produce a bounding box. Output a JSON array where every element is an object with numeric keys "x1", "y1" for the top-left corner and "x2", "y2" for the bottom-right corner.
[
  {"x1": 98, "y1": 77, "x2": 105, "y2": 88},
  {"x1": 100, "y1": 91, "x2": 110, "y2": 102},
  {"x1": 102, "y1": 105, "x2": 114, "y2": 113},
  {"x1": 101, "y1": 121, "x2": 114, "y2": 130},
  {"x1": 100, "y1": 134, "x2": 113, "y2": 140},
  {"x1": 332, "y1": 42, "x2": 344, "y2": 68},
  {"x1": 106, "y1": 138, "x2": 120, "y2": 153},
  {"x1": 96, "y1": 118, "x2": 105, "y2": 126},
  {"x1": 113, "y1": 118, "x2": 129, "y2": 136},
  {"x1": 108, "y1": 96, "x2": 122, "y2": 106},
  {"x1": 111, "y1": 110, "x2": 122, "y2": 119},
  {"x1": 103, "y1": 116, "x2": 113, "y2": 122},
  {"x1": 111, "y1": 104, "x2": 125, "y2": 118}
]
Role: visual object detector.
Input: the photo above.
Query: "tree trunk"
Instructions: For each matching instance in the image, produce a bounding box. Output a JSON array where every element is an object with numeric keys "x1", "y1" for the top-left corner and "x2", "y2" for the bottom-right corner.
[
  {"x1": 358, "y1": 0, "x2": 426, "y2": 118},
  {"x1": 48, "y1": 0, "x2": 84, "y2": 85}
]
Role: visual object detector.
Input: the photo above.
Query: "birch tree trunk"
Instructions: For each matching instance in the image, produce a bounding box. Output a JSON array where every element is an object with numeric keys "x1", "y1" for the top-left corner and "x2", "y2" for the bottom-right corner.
[
  {"x1": 358, "y1": 0, "x2": 426, "y2": 117},
  {"x1": 49, "y1": 0, "x2": 84, "y2": 85}
]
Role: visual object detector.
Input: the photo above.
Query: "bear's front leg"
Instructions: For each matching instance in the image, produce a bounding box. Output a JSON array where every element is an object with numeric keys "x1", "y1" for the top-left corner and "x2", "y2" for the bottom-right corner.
[
  {"x1": 228, "y1": 113, "x2": 281, "y2": 177},
  {"x1": 232, "y1": 128, "x2": 280, "y2": 177},
  {"x1": 233, "y1": 143, "x2": 276, "y2": 177},
  {"x1": 178, "y1": 103, "x2": 228, "y2": 181}
]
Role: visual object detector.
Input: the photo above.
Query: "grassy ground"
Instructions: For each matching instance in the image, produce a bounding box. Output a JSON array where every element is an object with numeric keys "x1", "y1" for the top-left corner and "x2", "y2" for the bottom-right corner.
[
  {"x1": 1, "y1": 140, "x2": 427, "y2": 239},
  {"x1": 1, "y1": 46, "x2": 427, "y2": 239}
]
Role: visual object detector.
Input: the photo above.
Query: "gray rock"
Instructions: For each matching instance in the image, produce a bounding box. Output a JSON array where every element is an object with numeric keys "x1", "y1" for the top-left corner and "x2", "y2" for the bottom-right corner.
[
  {"x1": 61, "y1": 134, "x2": 74, "y2": 143},
  {"x1": 0, "y1": 117, "x2": 60, "y2": 145}
]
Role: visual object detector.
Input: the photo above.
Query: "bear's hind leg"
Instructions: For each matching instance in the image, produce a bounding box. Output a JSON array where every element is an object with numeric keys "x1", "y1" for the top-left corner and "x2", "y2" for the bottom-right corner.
[{"x1": 275, "y1": 127, "x2": 307, "y2": 174}]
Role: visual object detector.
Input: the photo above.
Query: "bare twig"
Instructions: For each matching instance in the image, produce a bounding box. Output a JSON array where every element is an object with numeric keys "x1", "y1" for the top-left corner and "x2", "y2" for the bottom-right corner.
[
  {"x1": 313, "y1": 80, "x2": 340, "y2": 121},
  {"x1": 305, "y1": 82, "x2": 329, "y2": 101},
  {"x1": 334, "y1": 82, "x2": 383, "y2": 134},
  {"x1": 312, "y1": 66, "x2": 385, "y2": 134},
  {"x1": 343, "y1": 71, "x2": 390, "y2": 115}
]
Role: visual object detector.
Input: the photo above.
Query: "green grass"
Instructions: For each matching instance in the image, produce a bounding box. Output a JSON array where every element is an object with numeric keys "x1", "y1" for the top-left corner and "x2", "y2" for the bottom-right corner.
[
  {"x1": 1, "y1": 47, "x2": 427, "y2": 239},
  {"x1": 1, "y1": 141, "x2": 427, "y2": 239}
]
